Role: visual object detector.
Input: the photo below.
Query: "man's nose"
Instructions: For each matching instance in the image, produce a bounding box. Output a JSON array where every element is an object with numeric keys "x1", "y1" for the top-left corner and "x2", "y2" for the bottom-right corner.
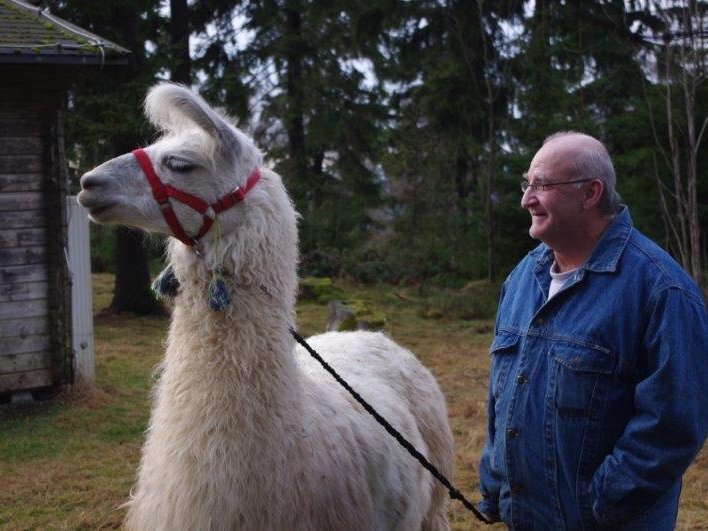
[{"x1": 521, "y1": 186, "x2": 536, "y2": 209}]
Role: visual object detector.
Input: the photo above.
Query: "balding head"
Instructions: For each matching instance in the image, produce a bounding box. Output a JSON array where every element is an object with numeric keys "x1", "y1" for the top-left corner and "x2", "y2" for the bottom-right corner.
[
  {"x1": 542, "y1": 132, "x2": 620, "y2": 215},
  {"x1": 543, "y1": 131, "x2": 606, "y2": 151}
]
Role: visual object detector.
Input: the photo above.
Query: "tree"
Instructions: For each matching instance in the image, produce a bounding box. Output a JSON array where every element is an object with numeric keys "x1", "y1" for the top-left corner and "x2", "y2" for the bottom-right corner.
[
  {"x1": 193, "y1": 1, "x2": 388, "y2": 273},
  {"x1": 649, "y1": 0, "x2": 706, "y2": 283},
  {"x1": 170, "y1": 0, "x2": 192, "y2": 85},
  {"x1": 53, "y1": 0, "x2": 705, "y2": 288},
  {"x1": 371, "y1": 0, "x2": 524, "y2": 281}
]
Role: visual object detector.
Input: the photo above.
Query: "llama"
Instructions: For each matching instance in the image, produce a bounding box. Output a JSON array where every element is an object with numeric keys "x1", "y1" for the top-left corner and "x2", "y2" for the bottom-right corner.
[{"x1": 78, "y1": 83, "x2": 454, "y2": 530}]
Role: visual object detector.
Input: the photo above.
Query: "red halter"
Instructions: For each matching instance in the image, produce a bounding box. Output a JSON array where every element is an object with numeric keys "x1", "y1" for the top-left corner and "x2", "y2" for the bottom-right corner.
[{"x1": 132, "y1": 148, "x2": 261, "y2": 247}]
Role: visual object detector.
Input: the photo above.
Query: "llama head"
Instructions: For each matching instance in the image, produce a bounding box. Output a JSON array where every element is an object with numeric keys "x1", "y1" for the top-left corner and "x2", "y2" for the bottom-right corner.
[{"x1": 78, "y1": 83, "x2": 299, "y2": 299}]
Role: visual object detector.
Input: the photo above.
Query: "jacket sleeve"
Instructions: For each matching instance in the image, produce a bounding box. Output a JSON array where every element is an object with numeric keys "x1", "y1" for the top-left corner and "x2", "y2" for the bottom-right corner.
[
  {"x1": 476, "y1": 282, "x2": 508, "y2": 522},
  {"x1": 590, "y1": 287, "x2": 708, "y2": 526}
]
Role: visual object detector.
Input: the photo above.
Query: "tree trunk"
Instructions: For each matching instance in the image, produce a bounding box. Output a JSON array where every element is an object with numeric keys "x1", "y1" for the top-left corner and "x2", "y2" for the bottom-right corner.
[
  {"x1": 170, "y1": 0, "x2": 191, "y2": 85},
  {"x1": 284, "y1": 3, "x2": 308, "y2": 200},
  {"x1": 680, "y1": 2, "x2": 702, "y2": 283},
  {"x1": 483, "y1": 128, "x2": 497, "y2": 283},
  {"x1": 653, "y1": 2, "x2": 703, "y2": 283},
  {"x1": 110, "y1": 227, "x2": 163, "y2": 314},
  {"x1": 108, "y1": 7, "x2": 165, "y2": 315},
  {"x1": 478, "y1": 0, "x2": 497, "y2": 282}
]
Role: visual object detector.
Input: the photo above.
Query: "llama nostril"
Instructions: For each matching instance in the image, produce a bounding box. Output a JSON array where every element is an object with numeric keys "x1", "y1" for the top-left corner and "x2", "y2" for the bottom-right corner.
[{"x1": 80, "y1": 172, "x2": 101, "y2": 190}]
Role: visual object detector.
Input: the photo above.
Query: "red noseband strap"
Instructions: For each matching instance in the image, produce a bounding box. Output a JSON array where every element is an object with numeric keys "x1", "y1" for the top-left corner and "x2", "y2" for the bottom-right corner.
[{"x1": 132, "y1": 148, "x2": 261, "y2": 247}]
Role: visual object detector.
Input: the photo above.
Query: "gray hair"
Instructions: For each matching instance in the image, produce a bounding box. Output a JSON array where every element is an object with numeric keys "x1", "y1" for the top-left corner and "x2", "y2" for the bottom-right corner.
[{"x1": 543, "y1": 131, "x2": 621, "y2": 215}]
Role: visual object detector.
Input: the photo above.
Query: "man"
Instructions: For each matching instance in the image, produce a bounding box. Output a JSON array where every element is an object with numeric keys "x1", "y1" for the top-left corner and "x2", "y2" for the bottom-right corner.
[{"x1": 478, "y1": 132, "x2": 707, "y2": 529}]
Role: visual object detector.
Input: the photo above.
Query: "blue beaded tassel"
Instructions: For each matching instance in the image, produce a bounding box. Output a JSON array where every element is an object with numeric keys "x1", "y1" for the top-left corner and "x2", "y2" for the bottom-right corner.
[
  {"x1": 207, "y1": 266, "x2": 232, "y2": 311},
  {"x1": 152, "y1": 265, "x2": 180, "y2": 300},
  {"x1": 205, "y1": 218, "x2": 232, "y2": 311},
  {"x1": 152, "y1": 219, "x2": 232, "y2": 311}
]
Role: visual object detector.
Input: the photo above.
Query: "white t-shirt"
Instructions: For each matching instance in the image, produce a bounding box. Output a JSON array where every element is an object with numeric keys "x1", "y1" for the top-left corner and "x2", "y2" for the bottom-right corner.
[{"x1": 548, "y1": 262, "x2": 578, "y2": 300}]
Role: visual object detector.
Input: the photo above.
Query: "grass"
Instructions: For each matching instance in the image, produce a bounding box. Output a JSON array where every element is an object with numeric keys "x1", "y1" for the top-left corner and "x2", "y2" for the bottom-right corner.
[{"x1": 0, "y1": 274, "x2": 705, "y2": 529}]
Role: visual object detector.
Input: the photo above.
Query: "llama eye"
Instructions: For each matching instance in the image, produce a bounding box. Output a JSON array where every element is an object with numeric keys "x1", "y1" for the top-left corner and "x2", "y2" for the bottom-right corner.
[{"x1": 164, "y1": 156, "x2": 196, "y2": 172}]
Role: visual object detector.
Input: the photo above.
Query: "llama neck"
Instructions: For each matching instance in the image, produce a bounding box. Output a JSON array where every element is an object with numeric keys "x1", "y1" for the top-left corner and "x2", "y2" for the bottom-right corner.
[{"x1": 163, "y1": 265, "x2": 303, "y2": 423}]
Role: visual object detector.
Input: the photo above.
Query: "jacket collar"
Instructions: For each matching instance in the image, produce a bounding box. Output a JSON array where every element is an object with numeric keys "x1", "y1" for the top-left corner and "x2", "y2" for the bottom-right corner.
[{"x1": 530, "y1": 205, "x2": 633, "y2": 274}]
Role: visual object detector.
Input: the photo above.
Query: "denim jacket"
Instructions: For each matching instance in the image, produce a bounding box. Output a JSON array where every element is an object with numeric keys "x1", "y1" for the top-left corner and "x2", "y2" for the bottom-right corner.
[{"x1": 478, "y1": 207, "x2": 707, "y2": 530}]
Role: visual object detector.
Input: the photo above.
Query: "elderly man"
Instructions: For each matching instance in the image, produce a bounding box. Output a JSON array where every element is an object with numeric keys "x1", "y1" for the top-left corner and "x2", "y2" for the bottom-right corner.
[{"x1": 478, "y1": 132, "x2": 707, "y2": 529}]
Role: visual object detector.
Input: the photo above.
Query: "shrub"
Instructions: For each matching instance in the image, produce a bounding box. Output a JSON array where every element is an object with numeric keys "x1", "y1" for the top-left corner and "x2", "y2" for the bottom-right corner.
[
  {"x1": 330, "y1": 299, "x2": 387, "y2": 331},
  {"x1": 299, "y1": 248, "x2": 342, "y2": 278},
  {"x1": 419, "y1": 281, "x2": 501, "y2": 321},
  {"x1": 298, "y1": 277, "x2": 345, "y2": 303}
]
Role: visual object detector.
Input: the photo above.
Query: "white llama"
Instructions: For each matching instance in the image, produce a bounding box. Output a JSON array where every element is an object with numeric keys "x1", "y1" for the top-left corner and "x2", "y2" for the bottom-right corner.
[{"x1": 78, "y1": 83, "x2": 454, "y2": 530}]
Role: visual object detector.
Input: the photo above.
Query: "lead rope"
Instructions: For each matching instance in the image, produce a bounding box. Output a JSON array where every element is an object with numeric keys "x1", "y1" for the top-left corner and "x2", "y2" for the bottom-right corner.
[{"x1": 288, "y1": 327, "x2": 493, "y2": 525}]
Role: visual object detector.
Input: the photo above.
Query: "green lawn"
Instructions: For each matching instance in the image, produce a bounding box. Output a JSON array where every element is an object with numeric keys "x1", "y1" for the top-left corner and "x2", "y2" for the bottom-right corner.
[{"x1": 0, "y1": 274, "x2": 705, "y2": 529}]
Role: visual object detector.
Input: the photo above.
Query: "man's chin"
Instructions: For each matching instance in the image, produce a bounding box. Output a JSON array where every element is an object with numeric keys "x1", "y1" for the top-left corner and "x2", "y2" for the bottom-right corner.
[{"x1": 529, "y1": 225, "x2": 545, "y2": 240}]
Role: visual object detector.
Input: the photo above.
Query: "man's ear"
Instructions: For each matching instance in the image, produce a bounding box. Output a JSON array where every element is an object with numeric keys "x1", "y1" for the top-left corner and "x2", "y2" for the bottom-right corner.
[{"x1": 583, "y1": 179, "x2": 604, "y2": 210}]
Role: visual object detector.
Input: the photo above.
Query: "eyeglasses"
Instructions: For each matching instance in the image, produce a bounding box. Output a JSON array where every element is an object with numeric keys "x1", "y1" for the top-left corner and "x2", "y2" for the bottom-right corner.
[{"x1": 520, "y1": 178, "x2": 594, "y2": 193}]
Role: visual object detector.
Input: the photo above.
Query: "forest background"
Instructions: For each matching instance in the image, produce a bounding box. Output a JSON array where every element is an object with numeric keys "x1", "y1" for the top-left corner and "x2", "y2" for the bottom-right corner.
[{"x1": 49, "y1": 0, "x2": 706, "y2": 311}]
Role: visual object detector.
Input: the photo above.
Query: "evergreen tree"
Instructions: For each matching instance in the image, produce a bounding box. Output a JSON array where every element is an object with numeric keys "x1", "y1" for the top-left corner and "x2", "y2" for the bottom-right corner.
[
  {"x1": 50, "y1": 0, "x2": 705, "y2": 287},
  {"x1": 374, "y1": 0, "x2": 524, "y2": 281},
  {"x1": 191, "y1": 1, "x2": 388, "y2": 274}
]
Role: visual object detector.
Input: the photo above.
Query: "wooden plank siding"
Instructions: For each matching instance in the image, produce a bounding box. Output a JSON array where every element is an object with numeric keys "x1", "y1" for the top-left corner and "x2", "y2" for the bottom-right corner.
[
  {"x1": 0, "y1": 370, "x2": 53, "y2": 392},
  {"x1": 0, "y1": 335, "x2": 51, "y2": 357},
  {"x1": 0, "y1": 80, "x2": 67, "y2": 395},
  {"x1": 0, "y1": 263, "x2": 49, "y2": 284},
  {"x1": 0, "y1": 352, "x2": 51, "y2": 374},
  {"x1": 0, "y1": 154, "x2": 43, "y2": 173},
  {"x1": 0, "y1": 137, "x2": 43, "y2": 155},
  {"x1": 0, "y1": 351, "x2": 51, "y2": 374},
  {"x1": 0, "y1": 227, "x2": 47, "y2": 248},
  {"x1": 0, "y1": 210, "x2": 48, "y2": 230},
  {"x1": 0, "y1": 173, "x2": 44, "y2": 192},
  {"x1": 0, "y1": 190, "x2": 45, "y2": 211},
  {"x1": 0, "y1": 299, "x2": 49, "y2": 320},
  {"x1": 0, "y1": 281, "x2": 50, "y2": 303},
  {"x1": 0, "y1": 246, "x2": 47, "y2": 267},
  {"x1": 0, "y1": 316, "x2": 50, "y2": 338},
  {"x1": 0, "y1": 119, "x2": 42, "y2": 138}
]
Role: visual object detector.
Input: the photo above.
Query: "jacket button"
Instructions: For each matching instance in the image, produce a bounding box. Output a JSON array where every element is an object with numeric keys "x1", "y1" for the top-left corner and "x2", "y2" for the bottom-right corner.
[
  {"x1": 511, "y1": 484, "x2": 524, "y2": 495},
  {"x1": 535, "y1": 317, "x2": 546, "y2": 325},
  {"x1": 516, "y1": 374, "x2": 527, "y2": 384},
  {"x1": 506, "y1": 427, "x2": 519, "y2": 438}
]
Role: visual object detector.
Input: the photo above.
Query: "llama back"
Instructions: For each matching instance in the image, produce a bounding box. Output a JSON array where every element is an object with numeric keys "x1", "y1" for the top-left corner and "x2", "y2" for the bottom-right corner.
[{"x1": 297, "y1": 330, "x2": 454, "y2": 530}]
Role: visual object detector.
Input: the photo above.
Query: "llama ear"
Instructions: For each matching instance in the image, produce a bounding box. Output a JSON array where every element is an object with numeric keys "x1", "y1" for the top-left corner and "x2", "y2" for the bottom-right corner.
[{"x1": 145, "y1": 83, "x2": 234, "y2": 146}]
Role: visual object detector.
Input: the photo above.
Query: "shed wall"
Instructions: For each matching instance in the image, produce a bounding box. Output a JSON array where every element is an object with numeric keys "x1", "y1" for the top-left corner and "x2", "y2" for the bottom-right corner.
[{"x1": 0, "y1": 69, "x2": 72, "y2": 394}]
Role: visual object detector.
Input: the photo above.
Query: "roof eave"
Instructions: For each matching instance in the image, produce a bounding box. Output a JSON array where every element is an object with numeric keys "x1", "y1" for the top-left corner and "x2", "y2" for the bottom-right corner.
[{"x1": 0, "y1": 49, "x2": 130, "y2": 66}]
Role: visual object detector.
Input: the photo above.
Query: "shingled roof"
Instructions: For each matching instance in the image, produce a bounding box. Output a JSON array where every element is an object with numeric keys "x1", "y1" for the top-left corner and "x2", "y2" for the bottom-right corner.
[{"x1": 0, "y1": 0, "x2": 129, "y2": 65}]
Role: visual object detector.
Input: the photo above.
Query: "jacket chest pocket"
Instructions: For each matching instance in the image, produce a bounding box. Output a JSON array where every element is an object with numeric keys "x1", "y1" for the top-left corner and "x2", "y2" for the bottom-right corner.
[
  {"x1": 551, "y1": 344, "x2": 614, "y2": 419},
  {"x1": 489, "y1": 330, "x2": 521, "y2": 402}
]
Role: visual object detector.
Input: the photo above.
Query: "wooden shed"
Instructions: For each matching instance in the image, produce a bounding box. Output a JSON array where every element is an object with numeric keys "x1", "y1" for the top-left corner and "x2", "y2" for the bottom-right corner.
[{"x1": 0, "y1": 0, "x2": 128, "y2": 399}]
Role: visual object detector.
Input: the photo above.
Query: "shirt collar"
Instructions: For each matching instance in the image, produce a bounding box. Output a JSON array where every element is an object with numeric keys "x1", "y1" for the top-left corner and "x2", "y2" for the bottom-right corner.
[{"x1": 531, "y1": 205, "x2": 633, "y2": 274}]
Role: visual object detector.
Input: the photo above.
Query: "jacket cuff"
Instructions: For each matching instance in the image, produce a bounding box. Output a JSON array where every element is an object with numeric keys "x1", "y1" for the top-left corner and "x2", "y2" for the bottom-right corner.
[
  {"x1": 590, "y1": 466, "x2": 635, "y2": 526},
  {"x1": 477, "y1": 498, "x2": 501, "y2": 523}
]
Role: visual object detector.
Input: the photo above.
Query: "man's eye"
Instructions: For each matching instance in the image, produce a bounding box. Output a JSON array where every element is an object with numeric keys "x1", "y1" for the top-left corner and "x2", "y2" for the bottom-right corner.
[{"x1": 164, "y1": 157, "x2": 196, "y2": 172}]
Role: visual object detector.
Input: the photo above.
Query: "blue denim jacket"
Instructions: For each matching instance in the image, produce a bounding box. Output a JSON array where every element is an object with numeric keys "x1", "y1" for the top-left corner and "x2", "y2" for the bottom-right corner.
[{"x1": 478, "y1": 207, "x2": 707, "y2": 529}]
